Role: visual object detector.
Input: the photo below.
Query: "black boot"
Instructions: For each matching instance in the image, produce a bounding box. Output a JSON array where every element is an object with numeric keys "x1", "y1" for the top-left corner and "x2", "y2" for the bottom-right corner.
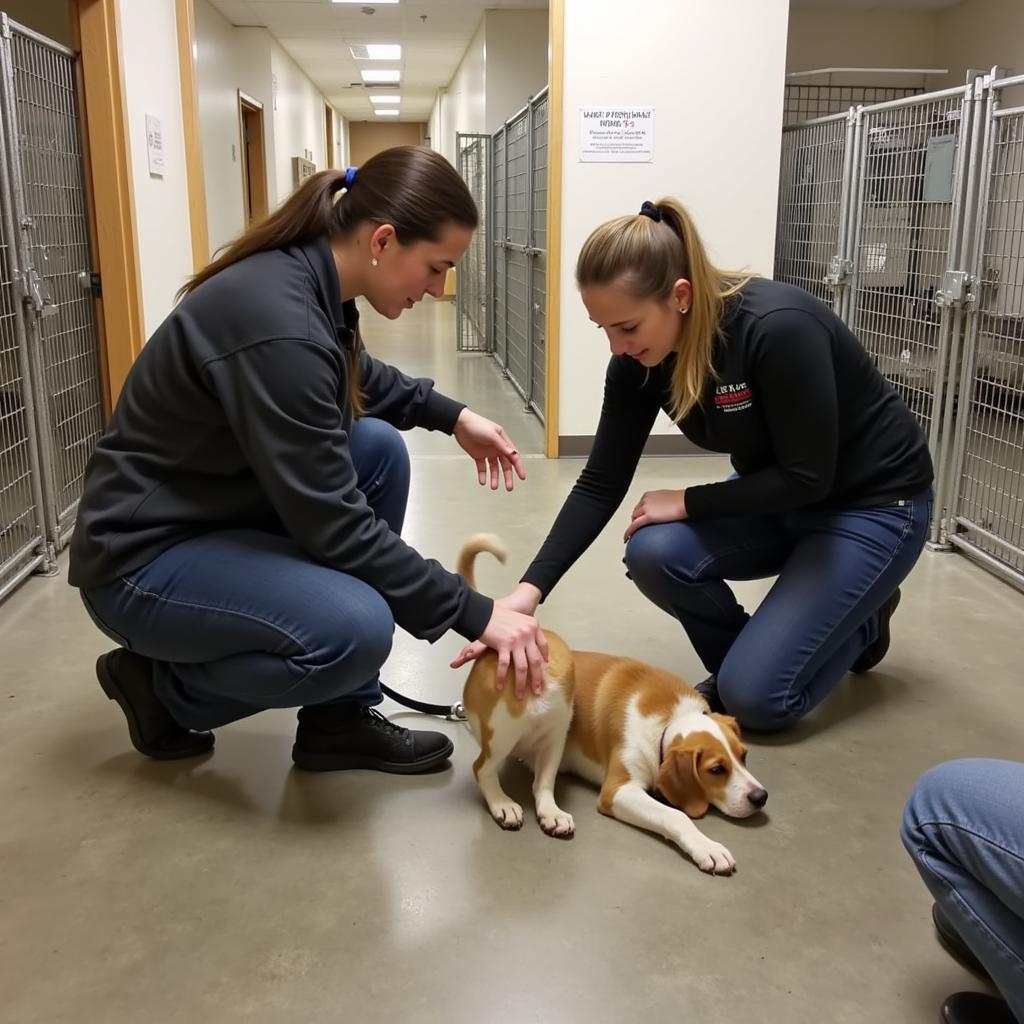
[
  {"x1": 96, "y1": 649, "x2": 215, "y2": 759},
  {"x1": 694, "y1": 674, "x2": 727, "y2": 714},
  {"x1": 292, "y1": 703, "x2": 454, "y2": 774},
  {"x1": 941, "y1": 992, "x2": 1017, "y2": 1024},
  {"x1": 933, "y1": 903, "x2": 989, "y2": 979},
  {"x1": 851, "y1": 587, "x2": 901, "y2": 673}
]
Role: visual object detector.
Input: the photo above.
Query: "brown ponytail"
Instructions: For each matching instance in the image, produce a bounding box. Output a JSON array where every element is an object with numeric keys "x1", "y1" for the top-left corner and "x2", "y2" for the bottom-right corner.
[
  {"x1": 576, "y1": 198, "x2": 751, "y2": 421},
  {"x1": 176, "y1": 145, "x2": 478, "y2": 416}
]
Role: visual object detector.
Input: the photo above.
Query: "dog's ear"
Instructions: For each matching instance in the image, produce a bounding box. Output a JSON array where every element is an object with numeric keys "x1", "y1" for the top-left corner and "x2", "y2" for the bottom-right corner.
[{"x1": 655, "y1": 742, "x2": 709, "y2": 818}]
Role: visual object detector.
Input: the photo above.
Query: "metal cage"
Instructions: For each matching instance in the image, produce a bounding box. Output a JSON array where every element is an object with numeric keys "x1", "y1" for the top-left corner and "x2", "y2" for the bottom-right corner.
[
  {"x1": 455, "y1": 132, "x2": 490, "y2": 353},
  {"x1": 0, "y1": 15, "x2": 104, "y2": 602}
]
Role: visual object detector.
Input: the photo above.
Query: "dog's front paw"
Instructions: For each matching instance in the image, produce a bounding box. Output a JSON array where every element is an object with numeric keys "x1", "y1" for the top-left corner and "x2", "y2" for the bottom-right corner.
[
  {"x1": 490, "y1": 800, "x2": 524, "y2": 830},
  {"x1": 539, "y1": 809, "x2": 575, "y2": 838},
  {"x1": 687, "y1": 838, "x2": 736, "y2": 875}
]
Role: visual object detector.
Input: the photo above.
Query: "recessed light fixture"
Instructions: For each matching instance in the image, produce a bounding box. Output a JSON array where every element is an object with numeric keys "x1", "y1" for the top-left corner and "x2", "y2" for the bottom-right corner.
[
  {"x1": 350, "y1": 44, "x2": 401, "y2": 61},
  {"x1": 375, "y1": 109, "x2": 400, "y2": 117},
  {"x1": 361, "y1": 69, "x2": 401, "y2": 83},
  {"x1": 368, "y1": 95, "x2": 401, "y2": 104}
]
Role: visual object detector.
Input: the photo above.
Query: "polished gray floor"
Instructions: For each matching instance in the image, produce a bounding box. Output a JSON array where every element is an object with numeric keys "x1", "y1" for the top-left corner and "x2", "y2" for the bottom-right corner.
[{"x1": 2, "y1": 299, "x2": 1020, "y2": 1024}]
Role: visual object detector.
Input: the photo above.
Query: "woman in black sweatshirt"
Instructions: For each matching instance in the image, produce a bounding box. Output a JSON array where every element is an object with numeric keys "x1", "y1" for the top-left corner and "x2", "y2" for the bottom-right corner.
[
  {"x1": 454, "y1": 198, "x2": 934, "y2": 732},
  {"x1": 71, "y1": 147, "x2": 547, "y2": 772}
]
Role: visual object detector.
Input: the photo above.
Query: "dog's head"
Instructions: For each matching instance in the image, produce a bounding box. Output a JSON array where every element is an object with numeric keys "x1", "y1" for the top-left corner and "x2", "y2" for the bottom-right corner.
[{"x1": 655, "y1": 713, "x2": 767, "y2": 819}]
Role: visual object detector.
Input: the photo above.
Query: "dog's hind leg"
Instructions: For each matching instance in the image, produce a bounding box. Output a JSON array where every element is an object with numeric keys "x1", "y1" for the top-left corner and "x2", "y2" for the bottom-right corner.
[
  {"x1": 473, "y1": 706, "x2": 526, "y2": 831},
  {"x1": 531, "y1": 703, "x2": 575, "y2": 838}
]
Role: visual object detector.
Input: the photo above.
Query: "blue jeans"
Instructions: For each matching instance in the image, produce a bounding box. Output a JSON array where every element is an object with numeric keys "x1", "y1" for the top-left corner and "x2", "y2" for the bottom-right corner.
[
  {"x1": 623, "y1": 488, "x2": 933, "y2": 731},
  {"x1": 80, "y1": 418, "x2": 409, "y2": 731},
  {"x1": 902, "y1": 760, "x2": 1024, "y2": 1019}
]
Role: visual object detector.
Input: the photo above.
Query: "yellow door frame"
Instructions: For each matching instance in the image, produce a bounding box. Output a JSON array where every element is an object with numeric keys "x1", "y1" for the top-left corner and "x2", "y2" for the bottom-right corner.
[
  {"x1": 70, "y1": 0, "x2": 143, "y2": 411},
  {"x1": 69, "y1": 0, "x2": 207, "y2": 411},
  {"x1": 545, "y1": 0, "x2": 563, "y2": 457}
]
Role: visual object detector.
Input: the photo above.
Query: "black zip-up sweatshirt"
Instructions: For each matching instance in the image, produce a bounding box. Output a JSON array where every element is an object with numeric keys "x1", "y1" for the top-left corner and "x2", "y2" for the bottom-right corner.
[
  {"x1": 69, "y1": 237, "x2": 493, "y2": 643},
  {"x1": 523, "y1": 278, "x2": 933, "y2": 598}
]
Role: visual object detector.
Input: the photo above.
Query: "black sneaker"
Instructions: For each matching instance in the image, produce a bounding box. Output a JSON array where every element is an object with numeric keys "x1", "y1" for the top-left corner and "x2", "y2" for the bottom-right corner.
[
  {"x1": 292, "y1": 703, "x2": 454, "y2": 774},
  {"x1": 933, "y1": 904, "x2": 989, "y2": 979},
  {"x1": 852, "y1": 587, "x2": 901, "y2": 673},
  {"x1": 96, "y1": 649, "x2": 215, "y2": 759},
  {"x1": 941, "y1": 992, "x2": 1017, "y2": 1024},
  {"x1": 694, "y1": 674, "x2": 726, "y2": 714}
]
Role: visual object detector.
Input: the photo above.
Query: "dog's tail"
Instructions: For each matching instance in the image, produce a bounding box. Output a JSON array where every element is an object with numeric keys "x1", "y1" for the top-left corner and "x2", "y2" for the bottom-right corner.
[{"x1": 457, "y1": 533, "x2": 507, "y2": 591}]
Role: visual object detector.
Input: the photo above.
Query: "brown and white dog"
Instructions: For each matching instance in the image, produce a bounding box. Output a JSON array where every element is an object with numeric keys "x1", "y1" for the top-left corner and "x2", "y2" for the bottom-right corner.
[{"x1": 459, "y1": 534, "x2": 768, "y2": 875}]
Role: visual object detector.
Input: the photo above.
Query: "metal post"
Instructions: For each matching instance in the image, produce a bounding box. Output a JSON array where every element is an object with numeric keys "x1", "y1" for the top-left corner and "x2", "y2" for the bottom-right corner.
[
  {"x1": 523, "y1": 96, "x2": 535, "y2": 411},
  {"x1": 930, "y1": 77, "x2": 987, "y2": 547},
  {"x1": 455, "y1": 133, "x2": 465, "y2": 352},
  {"x1": 835, "y1": 107, "x2": 858, "y2": 323},
  {"x1": 502, "y1": 119, "x2": 510, "y2": 374}
]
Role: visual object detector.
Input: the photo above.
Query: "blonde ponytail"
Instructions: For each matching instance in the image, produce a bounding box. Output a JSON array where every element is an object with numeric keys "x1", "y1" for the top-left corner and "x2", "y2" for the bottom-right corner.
[{"x1": 576, "y1": 198, "x2": 751, "y2": 420}]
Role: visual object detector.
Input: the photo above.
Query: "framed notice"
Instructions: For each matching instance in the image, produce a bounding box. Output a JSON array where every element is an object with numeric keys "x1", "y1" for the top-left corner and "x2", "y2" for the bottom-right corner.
[{"x1": 580, "y1": 107, "x2": 654, "y2": 162}]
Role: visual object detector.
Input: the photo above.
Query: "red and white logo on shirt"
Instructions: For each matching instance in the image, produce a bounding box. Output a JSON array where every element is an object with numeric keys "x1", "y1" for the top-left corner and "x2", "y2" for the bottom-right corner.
[{"x1": 714, "y1": 381, "x2": 753, "y2": 413}]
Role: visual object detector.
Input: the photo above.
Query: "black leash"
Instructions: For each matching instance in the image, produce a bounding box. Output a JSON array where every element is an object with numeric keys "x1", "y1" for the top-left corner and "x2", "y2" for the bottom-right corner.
[{"x1": 379, "y1": 682, "x2": 466, "y2": 721}]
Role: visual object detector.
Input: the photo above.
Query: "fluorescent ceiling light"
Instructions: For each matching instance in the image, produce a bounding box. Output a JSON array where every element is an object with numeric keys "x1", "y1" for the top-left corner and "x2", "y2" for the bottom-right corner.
[
  {"x1": 351, "y1": 44, "x2": 402, "y2": 61},
  {"x1": 369, "y1": 95, "x2": 401, "y2": 104},
  {"x1": 361, "y1": 69, "x2": 401, "y2": 84},
  {"x1": 376, "y1": 110, "x2": 400, "y2": 117},
  {"x1": 333, "y1": 1, "x2": 399, "y2": 5}
]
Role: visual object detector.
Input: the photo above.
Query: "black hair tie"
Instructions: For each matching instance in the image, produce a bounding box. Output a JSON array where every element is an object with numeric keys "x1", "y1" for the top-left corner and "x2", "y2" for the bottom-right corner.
[{"x1": 639, "y1": 200, "x2": 661, "y2": 223}]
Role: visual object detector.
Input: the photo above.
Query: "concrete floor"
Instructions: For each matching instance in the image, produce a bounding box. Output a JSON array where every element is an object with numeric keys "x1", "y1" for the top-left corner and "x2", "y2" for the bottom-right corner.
[{"x1": 2, "y1": 299, "x2": 1023, "y2": 1024}]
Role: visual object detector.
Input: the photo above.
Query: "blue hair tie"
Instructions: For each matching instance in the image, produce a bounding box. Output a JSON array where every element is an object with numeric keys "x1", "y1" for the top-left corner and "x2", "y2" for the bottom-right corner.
[{"x1": 344, "y1": 166, "x2": 358, "y2": 190}]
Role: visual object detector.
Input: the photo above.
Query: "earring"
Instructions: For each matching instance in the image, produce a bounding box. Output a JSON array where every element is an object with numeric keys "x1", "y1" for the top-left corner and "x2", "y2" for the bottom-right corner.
[
  {"x1": 371, "y1": 257, "x2": 379, "y2": 268},
  {"x1": 678, "y1": 306, "x2": 689, "y2": 314}
]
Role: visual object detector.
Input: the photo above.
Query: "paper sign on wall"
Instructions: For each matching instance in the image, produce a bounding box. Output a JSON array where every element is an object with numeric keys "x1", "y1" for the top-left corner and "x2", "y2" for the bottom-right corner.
[
  {"x1": 580, "y1": 108, "x2": 654, "y2": 162},
  {"x1": 145, "y1": 114, "x2": 165, "y2": 177}
]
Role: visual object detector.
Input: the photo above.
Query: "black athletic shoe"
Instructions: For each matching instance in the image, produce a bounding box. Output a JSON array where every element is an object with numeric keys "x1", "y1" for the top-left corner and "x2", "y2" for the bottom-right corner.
[
  {"x1": 851, "y1": 587, "x2": 902, "y2": 673},
  {"x1": 96, "y1": 648, "x2": 214, "y2": 759},
  {"x1": 941, "y1": 991, "x2": 1017, "y2": 1024},
  {"x1": 292, "y1": 703, "x2": 454, "y2": 774},
  {"x1": 694, "y1": 674, "x2": 727, "y2": 714}
]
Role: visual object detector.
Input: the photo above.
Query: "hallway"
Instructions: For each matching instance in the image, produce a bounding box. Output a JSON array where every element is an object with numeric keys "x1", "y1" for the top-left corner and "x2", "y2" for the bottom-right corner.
[{"x1": 1, "y1": 298, "x2": 1021, "y2": 1022}]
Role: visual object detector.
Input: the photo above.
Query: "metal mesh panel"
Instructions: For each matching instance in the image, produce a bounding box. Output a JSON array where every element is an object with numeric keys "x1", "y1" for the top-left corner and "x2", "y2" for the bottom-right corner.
[
  {"x1": 455, "y1": 133, "x2": 489, "y2": 353},
  {"x1": 0, "y1": 188, "x2": 44, "y2": 595},
  {"x1": 849, "y1": 93, "x2": 966, "y2": 438},
  {"x1": 9, "y1": 25, "x2": 103, "y2": 544},
  {"x1": 485, "y1": 92, "x2": 548, "y2": 421},
  {"x1": 529, "y1": 92, "x2": 548, "y2": 419},
  {"x1": 775, "y1": 116, "x2": 849, "y2": 307},
  {"x1": 504, "y1": 109, "x2": 530, "y2": 398},
  {"x1": 491, "y1": 127, "x2": 507, "y2": 369},
  {"x1": 784, "y1": 84, "x2": 923, "y2": 126},
  {"x1": 949, "y1": 108, "x2": 1024, "y2": 578}
]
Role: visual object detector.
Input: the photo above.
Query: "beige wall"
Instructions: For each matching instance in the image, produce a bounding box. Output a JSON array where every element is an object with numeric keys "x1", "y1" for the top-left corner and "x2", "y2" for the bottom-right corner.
[
  {"x1": 787, "y1": 7, "x2": 938, "y2": 85},
  {"x1": 787, "y1": 1, "x2": 1023, "y2": 89},
  {"x1": 484, "y1": 9, "x2": 549, "y2": 130},
  {"x1": 195, "y1": 0, "x2": 276, "y2": 255},
  {"x1": 118, "y1": 0, "x2": 194, "y2": 339},
  {"x1": 348, "y1": 122, "x2": 425, "y2": 167},
  {"x1": 433, "y1": 16, "x2": 486, "y2": 164},
  {"x1": 935, "y1": 0, "x2": 1024, "y2": 85},
  {"x1": 1, "y1": 0, "x2": 72, "y2": 47},
  {"x1": 429, "y1": 9, "x2": 547, "y2": 162},
  {"x1": 561, "y1": 0, "x2": 788, "y2": 438}
]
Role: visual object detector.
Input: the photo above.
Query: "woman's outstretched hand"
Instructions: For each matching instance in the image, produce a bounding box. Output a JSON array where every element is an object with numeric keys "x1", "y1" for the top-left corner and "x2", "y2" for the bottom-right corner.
[{"x1": 453, "y1": 408, "x2": 526, "y2": 491}]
